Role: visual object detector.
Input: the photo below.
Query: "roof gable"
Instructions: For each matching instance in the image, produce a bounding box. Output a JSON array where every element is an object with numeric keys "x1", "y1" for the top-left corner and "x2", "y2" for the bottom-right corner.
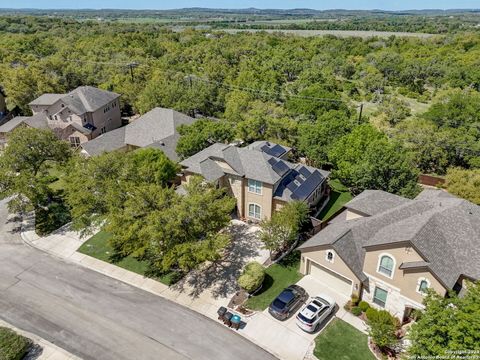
[{"x1": 300, "y1": 189, "x2": 480, "y2": 289}]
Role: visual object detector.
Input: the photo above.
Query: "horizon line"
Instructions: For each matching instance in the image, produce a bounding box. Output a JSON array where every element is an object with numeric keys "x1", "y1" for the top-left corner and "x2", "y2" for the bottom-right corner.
[{"x1": 1, "y1": 7, "x2": 479, "y2": 11}]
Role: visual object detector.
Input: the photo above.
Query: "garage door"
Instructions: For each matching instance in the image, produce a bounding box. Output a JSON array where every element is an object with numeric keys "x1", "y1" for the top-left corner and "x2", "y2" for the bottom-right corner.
[{"x1": 308, "y1": 260, "x2": 352, "y2": 296}]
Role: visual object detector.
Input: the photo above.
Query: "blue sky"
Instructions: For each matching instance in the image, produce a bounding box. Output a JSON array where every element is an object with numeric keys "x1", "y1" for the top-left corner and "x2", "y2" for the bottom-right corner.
[{"x1": 5, "y1": 1, "x2": 480, "y2": 10}]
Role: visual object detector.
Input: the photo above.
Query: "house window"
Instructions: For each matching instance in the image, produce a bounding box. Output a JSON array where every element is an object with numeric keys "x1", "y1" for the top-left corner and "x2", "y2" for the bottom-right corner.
[
  {"x1": 101, "y1": 126, "x2": 106, "y2": 134},
  {"x1": 54, "y1": 115, "x2": 58, "y2": 120},
  {"x1": 373, "y1": 287, "x2": 388, "y2": 308},
  {"x1": 248, "y1": 179, "x2": 262, "y2": 194},
  {"x1": 378, "y1": 254, "x2": 395, "y2": 278},
  {"x1": 325, "y1": 250, "x2": 335, "y2": 263},
  {"x1": 61, "y1": 104, "x2": 65, "y2": 108},
  {"x1": 417, "y1": 278, "x2": 430, "y2": 294},
  {"x1": 69, "y1": 136, "x2": 81, "y2": 148},
  {"x1": 248, "y1": 203, "x2": 261, "y2": 220}
]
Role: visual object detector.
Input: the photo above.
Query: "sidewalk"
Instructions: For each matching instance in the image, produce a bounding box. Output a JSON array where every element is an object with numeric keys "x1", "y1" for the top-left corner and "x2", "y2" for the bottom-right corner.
[
  {"x1": 21, "y1": 217, "x2": 303, "y2": 359},
  {"x1": 0, "y1": 319, "x2": 80, "y2": 360},
  {"x1": 20, "y1": 216, "x2": 365, "y2": 360}
]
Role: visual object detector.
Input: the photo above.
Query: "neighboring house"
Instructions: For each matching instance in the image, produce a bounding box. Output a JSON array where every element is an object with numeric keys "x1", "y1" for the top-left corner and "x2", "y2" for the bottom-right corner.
[
  {"x1": 0, "y1": 86, "x2": 121, "y2": 148},
  {"x1": 81, "y1": 107, "x2": 197, "y2": 161},
  {"x1": 298, "y1": 189, "x2": 480, "y2": 320},
  {"x1": 180, "y1": 142, "x2": 330, "y2": 221},
  {"x1": 0, "y1": 113, "x2": 49, "y2": 150},
  {"x1": 28, "y1": 86, "x2": 121, "y2": 146}
]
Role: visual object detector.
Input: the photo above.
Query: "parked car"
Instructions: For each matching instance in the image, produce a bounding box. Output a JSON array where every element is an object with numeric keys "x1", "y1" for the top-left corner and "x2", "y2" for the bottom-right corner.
[
  {"x1": 296, "y1": 294, "x2": 336, "y2": 333},
  {"x1": 268, "y1": 285, "x2": 308, "y2": 320}
]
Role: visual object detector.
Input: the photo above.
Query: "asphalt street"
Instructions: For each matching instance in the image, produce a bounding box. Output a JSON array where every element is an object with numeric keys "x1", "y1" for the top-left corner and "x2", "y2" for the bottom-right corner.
[{"x1": 0, "y1": 199, "x2": 276, "y2": 360}]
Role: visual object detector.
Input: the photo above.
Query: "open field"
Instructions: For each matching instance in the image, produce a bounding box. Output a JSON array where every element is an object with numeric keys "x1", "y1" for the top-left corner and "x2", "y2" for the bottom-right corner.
[{"x1": 217, "y1": 29, "x2": 435, "y2": 38}]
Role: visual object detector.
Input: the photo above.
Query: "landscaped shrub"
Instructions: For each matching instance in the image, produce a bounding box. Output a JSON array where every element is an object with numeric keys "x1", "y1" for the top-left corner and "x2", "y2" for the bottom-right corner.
[
  {"x1": 358, "y1": 301, "x2": 370, "y2": 312},
  {"x1": 351, "y1": 306, "x2": 362, "y2": 316},
  {"x1": 365, "y1": 307, "x2": 378, "y2": 320},
  {"x1": 238, "y1": 262, "x2": 266, "y2": 293},
  {"x1": 0, "y1": 327, "x2": 31, "y2": 360},
  {"x1": 366, "y1": 309, "x2": 399, "y2": 351}
]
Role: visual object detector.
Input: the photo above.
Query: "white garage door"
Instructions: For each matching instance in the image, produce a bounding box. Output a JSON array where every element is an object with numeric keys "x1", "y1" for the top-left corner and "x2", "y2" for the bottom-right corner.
[{"x1": 308, "y1": 260, "x2": 352, "y2": 296}]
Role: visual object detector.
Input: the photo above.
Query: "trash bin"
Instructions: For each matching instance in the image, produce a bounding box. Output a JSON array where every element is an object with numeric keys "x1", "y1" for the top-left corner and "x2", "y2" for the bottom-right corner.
[
  {"x1": 217, "y1": 306, "x2": 227, "y2": 320},
  {"x1": 231, "y1": 315, "x2": 241, "y2": 330},
  {"x1": 223, "y1": 312, "x2": 233, "y2": 326}
]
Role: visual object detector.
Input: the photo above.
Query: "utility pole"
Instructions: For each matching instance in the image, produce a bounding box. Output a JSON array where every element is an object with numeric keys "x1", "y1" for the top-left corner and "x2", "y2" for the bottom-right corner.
[
  {"x1": 358, "y1": 103, "x2": 364, "y2": 124},
  {"x1": 126, "y1": 62, "x2": 139, "y2": 82}
]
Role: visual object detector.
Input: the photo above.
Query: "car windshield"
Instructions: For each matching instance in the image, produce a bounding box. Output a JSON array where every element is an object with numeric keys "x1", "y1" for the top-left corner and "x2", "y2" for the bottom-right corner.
[
  {"x1": 298, "y1": 312, "x2": 315, "y2": 324},
  {"x1": 272, "y1": 299, "x2": 286, "y2": 310}
]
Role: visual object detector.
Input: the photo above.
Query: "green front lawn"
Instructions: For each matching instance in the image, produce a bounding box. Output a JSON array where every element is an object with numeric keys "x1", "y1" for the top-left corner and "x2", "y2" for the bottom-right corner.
[
  {"x1": 245, "y1": 252, "x2": 303, "y2": 311},
  {"x1": 78, "y1": 231, "x2": 177, "y2": 285},
  {"x1": 314, "y1": 319, "x2": 375, "y2": 360},
  {"x1": 0, "y1": 327, "x2": 31, "y2": 360},
  {"x1": 317, "y1": 179, "x2": 353, "y2": 221}
]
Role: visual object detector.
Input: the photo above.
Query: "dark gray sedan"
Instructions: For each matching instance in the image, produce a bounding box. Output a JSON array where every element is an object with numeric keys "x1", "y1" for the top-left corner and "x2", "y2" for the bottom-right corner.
[{"x1": 268, "y1": 285, "x2": 308, "y2": 320}]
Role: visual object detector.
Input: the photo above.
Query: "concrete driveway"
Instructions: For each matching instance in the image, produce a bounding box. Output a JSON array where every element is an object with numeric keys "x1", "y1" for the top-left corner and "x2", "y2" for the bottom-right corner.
[
  {"x1": 169, "y1": 220, "x2": 269, "y2": 303},
  {"x1": 239, "y1": 275, "x2": 366, "y2": 360}
]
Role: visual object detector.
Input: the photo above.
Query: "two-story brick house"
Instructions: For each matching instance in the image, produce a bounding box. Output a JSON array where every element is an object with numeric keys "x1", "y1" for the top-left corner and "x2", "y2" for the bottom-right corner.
[
  {"x1": 180, "y1": 142, "x2": 330, "y2": 221},
  {"x1": 298, "y1": 189, "x2": 480, "y2": 321}
]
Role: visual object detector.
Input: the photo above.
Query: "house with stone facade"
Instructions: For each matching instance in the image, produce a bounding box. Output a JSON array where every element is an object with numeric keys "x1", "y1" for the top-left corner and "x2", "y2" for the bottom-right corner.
[
  {"x1": 0, "y1": 86, "x2": 121, "y2": 148},
  {"x1": 298, "y1": 189, "x2": 480, "y2": 321},
  {"x1": 179, "y1": 142, "x2": 330, "y2": 221}
]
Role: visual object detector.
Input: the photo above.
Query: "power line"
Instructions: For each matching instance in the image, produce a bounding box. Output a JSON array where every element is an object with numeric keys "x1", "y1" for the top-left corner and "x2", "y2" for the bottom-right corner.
[{"x1": 33, "y1": 55, "x2": 361, "y2": 107}]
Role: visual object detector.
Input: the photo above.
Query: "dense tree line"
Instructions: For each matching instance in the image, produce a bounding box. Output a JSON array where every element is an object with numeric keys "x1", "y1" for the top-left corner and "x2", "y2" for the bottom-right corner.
[{"x1": 1, "y1": 17, "x2": 479, "y2": 197}]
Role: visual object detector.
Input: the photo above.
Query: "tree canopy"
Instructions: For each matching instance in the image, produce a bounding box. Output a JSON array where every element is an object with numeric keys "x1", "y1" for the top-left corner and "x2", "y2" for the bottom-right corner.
[
  {"x1": 444, "y1": 168, "x2": 480, "y2": 205},
  {"x1": 408, "y1": 282, "x2": 480, "y2": 357},
  {"x1": 328, "y1": 124, "x2": 420, "y2": 197},
  {"x1": 0, "y1": 127, "x2": 71, "y2": 212},
  {"x1": 176, "y1": 118, "x2": 235, "y2": 159}
]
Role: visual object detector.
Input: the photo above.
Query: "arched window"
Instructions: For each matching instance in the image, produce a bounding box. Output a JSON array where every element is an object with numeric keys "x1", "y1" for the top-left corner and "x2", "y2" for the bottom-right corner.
[
  {"x1": 378, "y1": 255, "x2": 395, "y2": 278},
  {"x1": 248, "y1": 203, "x2": 261, "y2": 220},
  {"x1": 325, "y1": 250, "x2": 335, "y2": 263},
  {"x1": 417, "y1": 278, "x2": 430, "y2": 294}
]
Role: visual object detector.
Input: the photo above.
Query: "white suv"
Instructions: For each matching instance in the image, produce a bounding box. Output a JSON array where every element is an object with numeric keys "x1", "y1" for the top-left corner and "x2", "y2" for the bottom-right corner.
[{"x1": 296, "y1": 295, "x2": 336, "y2": 333}]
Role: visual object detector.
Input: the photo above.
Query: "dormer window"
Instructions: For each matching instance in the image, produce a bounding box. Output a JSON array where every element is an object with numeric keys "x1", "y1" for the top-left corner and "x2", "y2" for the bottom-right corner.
[
  {"x1": 417, "y1": 278, "x2": 430, "y2": 294},
  {"x1": 377, "y1": 254, "x2": 395, "y2": 278},
  {"x1": 325, "y1": 250, "x2": 335, "y2": 263}
]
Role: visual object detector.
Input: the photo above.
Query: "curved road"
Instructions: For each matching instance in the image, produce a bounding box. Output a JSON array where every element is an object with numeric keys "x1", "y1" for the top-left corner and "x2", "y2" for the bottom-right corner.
[{"x1": 0, "y1": 199, "x2": 276, "y2": 360}]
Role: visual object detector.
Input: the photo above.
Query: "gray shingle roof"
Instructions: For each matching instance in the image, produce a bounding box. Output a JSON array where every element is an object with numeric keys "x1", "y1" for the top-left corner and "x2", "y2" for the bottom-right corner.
[
  {"x1": 181, "y1": 143, "x2": 308, "y2": 183},
  {"x1": 29, "y1": 94, "x2": 64, "y2": 106},
  {"x1": 181, "y1": 142, "x2": 330, "y2": 203},
  {"x1": 124, "y1": 108, "x2": 195, "y2": 148},
  {"x1": 80, "y1": 107, "x2": 196, "y2": 160},
  {"x1": 0, "y1": 116, "x2": 29, "y2": 133},
  {"x1": 81, "y1": 127, "x2": 126, "y2": 156},
  {"x1": 0, "y1": 113, "x2": 49, "y2": 133},
  {"x1": 299, "y1": 189, "x2": 480, "y2": 288},
  {"x1": 24, "y1": 113, "x2": 49, "y2": 130},
  {"x1": 344, "y1": 190, "x2": 411, "y2": 216},
  {"x1": 29, "y1": 86, "x2": 119, "y2": 114}
]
